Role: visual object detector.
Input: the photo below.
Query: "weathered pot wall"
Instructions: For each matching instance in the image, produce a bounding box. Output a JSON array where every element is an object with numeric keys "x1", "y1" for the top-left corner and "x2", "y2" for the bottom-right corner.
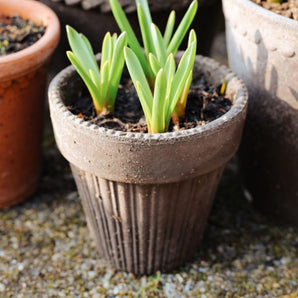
[
  {"x1": 71, "y1": 164, "x2": 224, "y2": 274},
  {"x1": 0, "y1": 0, "x2": 60, "y2": 208},
  {"x1": 49, "y1": 54, "x2": 248, "y2": 274},
  {"x1": 222, "y1": 0, "x2": 298, "y2": 226},
  {"x1": 0, "y1": 66, "x2": 47, "y2": 207}
]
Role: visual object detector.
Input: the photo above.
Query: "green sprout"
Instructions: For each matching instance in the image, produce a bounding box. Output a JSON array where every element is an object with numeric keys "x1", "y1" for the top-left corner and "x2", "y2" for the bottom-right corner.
[
  {"x1": 110, "y1": 0, "x2": 198, "y2": 130},
  {"x1": 109, "y1": 0, "x2": 198, "y2": 86},
  {"x1": 124, "y1": 30, "x2": 197, "y2": 133},
  {"x1": 0, "y1": 40, "x2": 9, "y2": 55},
  {"x1": 66, "y1": 25, "x2": 127, "y2": 116}
]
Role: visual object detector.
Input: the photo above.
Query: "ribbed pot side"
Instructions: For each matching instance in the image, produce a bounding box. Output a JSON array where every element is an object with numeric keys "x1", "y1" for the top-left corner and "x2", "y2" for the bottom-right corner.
[
  {"x1": 49, "y1": 54, "x2": 248, "y2": 274},
  {"x1": 0, "y1": 0, "x2": 60, "y2": 208},
  {"x1": 223, "y1": 0, "x2": 298, "y2": 226}
]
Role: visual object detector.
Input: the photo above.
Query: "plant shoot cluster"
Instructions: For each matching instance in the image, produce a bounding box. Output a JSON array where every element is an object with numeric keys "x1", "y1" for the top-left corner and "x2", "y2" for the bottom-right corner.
[{"x1": 66, "y1": 0, "x2": 198, "y2": 133}]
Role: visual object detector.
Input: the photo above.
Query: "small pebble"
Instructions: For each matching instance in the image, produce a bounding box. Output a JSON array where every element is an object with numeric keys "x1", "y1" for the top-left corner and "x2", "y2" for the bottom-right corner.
[
  {"x1": 0, "y1": 283, "x2": 5, "y2": 292},
  {"x1": 252, "y1": 0, "x2": 298, "y2": 20}
]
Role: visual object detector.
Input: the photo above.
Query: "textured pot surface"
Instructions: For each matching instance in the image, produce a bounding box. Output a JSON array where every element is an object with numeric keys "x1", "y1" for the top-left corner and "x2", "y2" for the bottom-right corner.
[
  {"x1": 49, "y1": 54, "x2": 248, "y2": 274},
  {"x1": 223, "y1": 0, "x2": 298, "y2": 226},
  {"x1": 0, "y1": 0, "x2": 60, "y2": 208},
  {"x1": 71, "y1": 164, "x2": 225, "y2": 274}
]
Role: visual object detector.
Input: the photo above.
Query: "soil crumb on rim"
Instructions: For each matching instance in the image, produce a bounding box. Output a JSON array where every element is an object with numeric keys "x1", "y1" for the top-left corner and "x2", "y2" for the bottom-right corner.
[
  {"x1": 252, "y1": 0, "x2": 298, "y2": 20},
  {"x1": 67, "y1": 76, "x2": 233, "y2": 133},
  {"x1": 0, "y1": 14, "x2": 45, "y2": 56}
]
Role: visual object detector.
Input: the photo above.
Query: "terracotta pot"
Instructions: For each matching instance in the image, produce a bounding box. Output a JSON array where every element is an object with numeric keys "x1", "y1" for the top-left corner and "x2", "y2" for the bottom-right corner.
[
  {"x1": 48, "y1": 54, "x2": 248, "y2": 274},
  {"x1": 0, "y1": 0, "x2": 60, "y2": 208},
  {"x1": 39, "y1": 0, "x2": 221, "y2": 74},
  {"x1": 222, "y1": 0, "x2": 298, "y2": 226}
]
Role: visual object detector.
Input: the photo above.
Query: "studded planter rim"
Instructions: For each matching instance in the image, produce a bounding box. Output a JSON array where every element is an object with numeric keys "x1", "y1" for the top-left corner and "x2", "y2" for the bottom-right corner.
[{"x1": 223, "y1": 0, "x2": 298, "y2": 226}]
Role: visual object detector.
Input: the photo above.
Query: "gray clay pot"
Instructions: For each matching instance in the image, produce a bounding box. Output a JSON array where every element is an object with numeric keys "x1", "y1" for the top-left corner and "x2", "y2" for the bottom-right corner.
[
  {"x1": 222, "y1": 0, "x2": 298, "y2": 226},
  {"x1": 48, "y1": 54, "x2": 248, "y2": 274}
]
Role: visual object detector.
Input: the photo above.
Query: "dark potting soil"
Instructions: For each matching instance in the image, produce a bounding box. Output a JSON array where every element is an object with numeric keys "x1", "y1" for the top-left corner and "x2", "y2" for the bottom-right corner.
[
  {"x1": 68, "y1": 77, "x2": 233, "y2": 133},
  {"x1": 252, "y1": 0, "x2": 298, "y2": 20},
  {"x1": 0, "y1": 15, "x2": 45, "y2": 56}
]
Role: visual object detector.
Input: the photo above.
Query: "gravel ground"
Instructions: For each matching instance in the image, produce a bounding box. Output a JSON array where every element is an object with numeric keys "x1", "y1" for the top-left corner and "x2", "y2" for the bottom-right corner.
[
  {"x1": 0, "y1": 34, "x2": 297, "y2": 297},
  {"x1": 0, "y1": 130, "x2": 297, "y2": 297}
]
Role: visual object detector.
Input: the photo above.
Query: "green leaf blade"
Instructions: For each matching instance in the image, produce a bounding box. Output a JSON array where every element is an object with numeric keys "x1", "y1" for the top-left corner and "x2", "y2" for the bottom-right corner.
[
  {"x1": 188, "y1": 29, "x2": 197, "y2": 47},
  {"x1": 151, "y1": 24, "x2": 167, "y2": 66},
  {"x1": 135, "y1": 81, "x2": 153, "y2": 130},
  {"x1": 101, "y1": 32, "x2": 112, "y2": 72},
  {"x1": 109, "y1": 0, "x2": 149, "y2": 76},
  {"x1": 136, "y1": 0, "x2": 152, "y2": 25},
  {"x1": 164, "y1": 11, "x2": 175, "y2": 47},
  {"x1": 164, "y1": 53, "x2": 175, "y2": 98},
  {"x1": 181, "y1": 70, "x2": 192, "y2": 106},
  {"x1": 137, "y1": 4, "x2": 154, "y2": 57},
  {"x1": 66, "y1": 25, "x2": 100, "y2": 82},
  {"x1": 100, "y1": 61, "x2": 110, "y2": 105},
  {"x1": 167, "y1": 0, "x2": 198, "y2": 55},
  {"x1": 149, "y1": 53, "x2": 161, "y2": 77},
  {"x1": 124, "y1": 47, "x2": 153, "y2": 113},
  {"x1": 166, "y1": 42, "x2": 196, "y2": 122},
  {"x1": 152, "y1": 69, "x2": 167, "y2": 133},
  {"x1": 67, "y1": 51, "x2": 102, "y2": 113},
  {"x1": 107, "y1": 32, "x2": 127, "y2": 109}
]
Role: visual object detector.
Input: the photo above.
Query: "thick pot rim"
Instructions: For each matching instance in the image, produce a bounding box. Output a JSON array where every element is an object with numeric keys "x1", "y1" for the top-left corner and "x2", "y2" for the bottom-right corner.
[
  {"x1": 0, "y1": 0, "x2": 60, "y2": 80},
  {"x1": 49, "y1": 54, "x2": 248, "y2": 143},
  {"x1": 228, "y1": 0, "x2": 298, "y2": 29}
]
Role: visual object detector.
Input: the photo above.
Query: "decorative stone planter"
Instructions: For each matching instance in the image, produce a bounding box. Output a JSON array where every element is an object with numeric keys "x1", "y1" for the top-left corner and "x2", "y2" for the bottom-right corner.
[
  {"x1": 0, "y1": 0, "x2": 60, "y2": 208},
  {"x1": 48, "y1": 53, "x2": 247, "y2": 274},
  {"x1": 222, "y1": 0, "x2": 298, "y2": 226},
  {"x1": 39, "y1": 0, "x2": 221, "y2": 74}
]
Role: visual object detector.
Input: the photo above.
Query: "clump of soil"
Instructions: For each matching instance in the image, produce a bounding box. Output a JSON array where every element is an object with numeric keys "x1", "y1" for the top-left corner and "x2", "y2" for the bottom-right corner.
[
  {"x1": 252, "y1": 0, "x2": 298, "y2": 20},
  {"x1": 0, "y1": 15, "x2": 45, "y2": 56},
  {"x1": 68, "y1": 77, "x2": 233, "y2": 133}
]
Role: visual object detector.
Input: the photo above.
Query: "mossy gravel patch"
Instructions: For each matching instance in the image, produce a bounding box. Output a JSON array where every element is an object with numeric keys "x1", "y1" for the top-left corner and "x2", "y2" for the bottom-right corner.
[{"x1": 0, "y1": 140, "x2": 297, "y2": 297}]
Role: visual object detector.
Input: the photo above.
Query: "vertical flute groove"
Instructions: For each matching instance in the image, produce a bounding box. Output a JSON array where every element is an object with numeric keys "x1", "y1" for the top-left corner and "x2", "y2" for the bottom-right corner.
[{"x1": 70, "y1": 165, "x2": 224, "y2": 274}]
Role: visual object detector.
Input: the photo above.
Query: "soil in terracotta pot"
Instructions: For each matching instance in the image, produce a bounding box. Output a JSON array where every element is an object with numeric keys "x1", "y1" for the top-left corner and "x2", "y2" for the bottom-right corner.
[
  {"x1": 67, "y1": 77, "x2": 233, "y2": 133},
  {"x1": 252, "y1": 0, "x2": 298, "y2": 20},
  {"x1": 0, "y1": 15, "x2": 45, "y2": 56}
]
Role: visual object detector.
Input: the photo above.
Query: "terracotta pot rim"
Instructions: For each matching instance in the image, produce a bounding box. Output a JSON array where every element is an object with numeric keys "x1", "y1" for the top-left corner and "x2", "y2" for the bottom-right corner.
[
  {"x1": 0, "y1": 0, "x2": 60, "y2": 80},
  {"x1": 49, "y1": 54, "x2": 248, "y2": 143},
  {"x1": 232, "y1": 0, "x2": 298, "y2": 28}
]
